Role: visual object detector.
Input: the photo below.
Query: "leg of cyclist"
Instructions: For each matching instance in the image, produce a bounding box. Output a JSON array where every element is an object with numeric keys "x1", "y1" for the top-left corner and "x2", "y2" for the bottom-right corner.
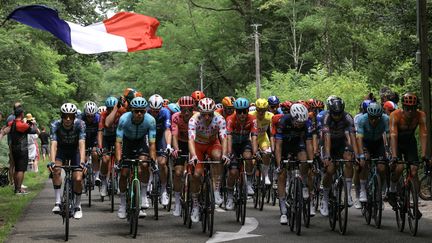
[
  {"x1": 72, "y1": 169, "x2": 84, "y2": 219},
  {"x1": 358, "y1": 150, "x2": 369, "y2": 204},
  {"x1": 275, "y1": 139, "x2": 290, "y2": 225},
  {"x1": 139, "y1": 153, "x2": 151, "y2": 217},
  {"x1": 243, "y1": 142, "x2": 254, "y2": 196},
  {"x1": 51, "y1": 158, "x2": 64, "y2": 214},
  {"x1": 158, "y1": 154, "x2": 169, "y2": 206},
  {"x1": 298, "y1": 149, "x2": 310, "y2": 200},
  {"x1": 190, "y1": 163, "x2": 203, "y2": 223},
  {"x1": 343, "y1": 148, "x2": 354, "y2": 207},
  {"x1": 261, "y1": 146, "x2": 272, "y2": 185},
  {"x1": 209, "y1": 143, "x2": 223, "y2": 205},
  {"x1": 226, "y1": 160, "x2": 239, "y2": 211},
  {"x1": 172, "y1": 141, "x2": 188, "y2": 216},
  {"x1": 100, "y1": 152, "x2": 110, "y2": 197},
  {"x1": 91, "y1": 148, "x2": 101, "y2": 186}
]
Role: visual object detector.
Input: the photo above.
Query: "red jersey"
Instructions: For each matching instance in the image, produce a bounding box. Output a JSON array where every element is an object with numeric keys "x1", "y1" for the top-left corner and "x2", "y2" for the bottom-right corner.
[{"x1": 226, "y1": 114, "x2": 258, "y2": 143}]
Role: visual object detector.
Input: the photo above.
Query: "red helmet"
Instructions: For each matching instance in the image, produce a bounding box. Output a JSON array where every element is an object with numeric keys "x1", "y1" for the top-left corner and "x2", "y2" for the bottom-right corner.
[
  {"x1": 402, "y1": 92, "x2": 418, "y2": 106},
  {"x1": 309, "y1": 99, "x2": 324, "y2": 109},
  {"x1": 297, "y1": 100, "x2": 310, "y2": 110},
  {"x1": 280, "y1": 100, "x2": 293, "y2": 112},
  {"x1": 383, "y1": 101, "x2": 396, "y2": 111},
  {"x1": 191, "y1": 90, "x2": 206, "y2": 102},
  {"x1": 178, "y1": 96, "x2": 194, "y2": 108},
  {"x1": 198, "y1": 98, "x2": 216, "y2": 113}
]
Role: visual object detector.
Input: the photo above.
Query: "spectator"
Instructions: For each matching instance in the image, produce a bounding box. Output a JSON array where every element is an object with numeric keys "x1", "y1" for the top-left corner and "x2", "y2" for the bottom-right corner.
[
  {"x1": 39, "y1": 126, "x2": 50, "y2": 161},
  {"x1": 26, "y1": 114, "x2": 39, "y2": 172}
]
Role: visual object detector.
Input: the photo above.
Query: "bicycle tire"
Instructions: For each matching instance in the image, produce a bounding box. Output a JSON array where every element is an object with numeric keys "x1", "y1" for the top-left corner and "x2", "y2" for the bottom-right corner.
[
  {"x1": 337, "y1": 178, "x2": 348, "y2": 235},
  {"x1": 364, "y1": 178, "x2": 373, "y2": 225},
  {"x1": 131, "y1": 180, "x2": 140, "y2": 238},
  {"x1": 407, "y1": 180, "x2": 419, "y2": 236},
  {"x1": 202, "y1": 187, "x2": 207, "y2": 233},
  {"x1": 259, "y1": 182, "x2": 266, "y2": 211},
  {"x1": 373, "y1": 174, "x2": 383, "y2": 228},
  {"x1": 271, "y1": 187, "x2": 277, "y2": 206},
  {"x1": 182, "y1": 174, "x2": 190, "y2": 226},
  {"x1": 110, "y1": 165, "x2": 115, "y2": 213},
  {"x1": 303, "y1": 197, "x2": 311, "y2": 228},
  {"x1": 167, "y1": 165, "x2": 173, "y2": 212},
  {"x1": 241, "y1": 173, "x2": 247, "y2": 225},
  {"x1": 312, "y1": 175, "x2": 321, "y2": 213},
  {"x1": 419, "y1": 175, "x2": 432, "y2": 201},
  {"x1": 288, "y1": 179, "x2": 295, "y2": 232},
  {"x1": 207, "y1": 177, "x2": 215, "y2": 237},
  {"x1": 235, "y1": 181, "x2": 241, "y2": 222},
  {"x1": 295, "y1": 178, "x2": 303, "y2": 235},
  {"x1": 64, "y1": 179, "x2": 70, "y2": 241},
  {"x1": 253, "y1": 168, "x2": 260, "y2": 209},
  {"x1": 153, "y1": 172, "x2": 160, "y2": 220},
  {"x1": 328, "y1": 185, "x2": 337, "y2": 231},
  {"x1": 87, "y1": 168, "x2": 92, "y2": 207},
  {"x1": 266, "y1": 164, "x2": 273, "y2": 204},
  {"x1": 395, "y1": 180, "x2": 406, "y2": 232}
]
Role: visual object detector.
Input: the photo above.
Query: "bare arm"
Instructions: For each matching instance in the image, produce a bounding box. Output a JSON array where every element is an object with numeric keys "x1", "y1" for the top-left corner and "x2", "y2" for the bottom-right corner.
[
  {"x1": 79, "y1": 139, "x2": 85, "y2": 163},
  {"x1": 50, "y1": 140, "x2": 58, "y2": 162}
]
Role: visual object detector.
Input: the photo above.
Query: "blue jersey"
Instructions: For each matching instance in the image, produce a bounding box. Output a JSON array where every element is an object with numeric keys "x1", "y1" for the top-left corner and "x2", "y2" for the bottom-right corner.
[
  {"x1": 82, "y1": 113, "x2": 100, "y2": 146},
  {"x1": 356, "y1": 113, "x2": 389, "y2": 141},
  {"x1": 152, "y1": 108, "x2": 171, "y2": 135},
  {"x1": 275, "y1": 114, "x2": 313, "y2": 140},
  {"x1": 116, "y1": 112, "x2": 156, "y2": 142},
  {"x1": 316, "y1": 110, "x2": 328, "y2": 131},
  {"x1": 50, "y1": 119, "x2": 86, "y2": 149}
]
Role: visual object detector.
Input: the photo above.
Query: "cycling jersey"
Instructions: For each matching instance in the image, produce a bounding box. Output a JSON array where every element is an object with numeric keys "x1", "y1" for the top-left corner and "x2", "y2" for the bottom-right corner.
[
  {"x1": 271, "y1": 114, "x2": 284, "y2": 135},
  {"x1": 316, "y1": 110, "x2": 328, "y2": 132},
  {"x1": 249, "y1": 110, "x2": 273, "y2": 149},
  {"x1": 226, "y1": 114, "x2": 258, "y2": 144},
  {"x1": 215, "y1": 108, "x2": 235, "y2": 119},
  {"x1": 82, "y1": 113, "x2": 100, "y2": 147},
  {"x1": 275, "y1": 114, "x2": 314, "y2": 140},
  {"x1": 322, "y1": 112, "x2": 355, "y2": 140},
  {"x1": 356, "y1": 113, "x2": 389, "y2": 141},
  {"x1": 50, "y1": 119, "x2": 86, "y2": 149},
  {"x1": 116, "y1": 112, "x2": 156, "y2": 142},
  {"x1": 152, "y1": 107, "x2": 171, "y2": 133},
  {"x1": 188, "y1": 112, "x2": 227, "y2": 144},
  {"x1": 171, "y1": 112, "x2": 195, "y2": 142},
  {"x1": 98, "y1": 110, "x2": 122, "y2": 137}
]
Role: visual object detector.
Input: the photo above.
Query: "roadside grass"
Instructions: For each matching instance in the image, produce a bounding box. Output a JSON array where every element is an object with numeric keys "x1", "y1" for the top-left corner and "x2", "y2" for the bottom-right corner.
[{"x1": 0, "y1": 161, "x2": 49, "y2": 242}]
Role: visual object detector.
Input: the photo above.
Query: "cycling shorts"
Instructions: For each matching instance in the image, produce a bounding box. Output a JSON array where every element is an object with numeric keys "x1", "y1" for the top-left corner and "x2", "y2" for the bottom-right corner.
[
  {"x1": 174, "y1": 141, "x2": 189, "y2": 167},
  {"x1": 397, "y1": 134, "x2": 418, "y2": 162},
  {"x1": 122, "y1": 137, "x2": 149, "y2": 159},
  {"x1": 363, "y1": 139, "x2": 385, "y2": 159},
  {"x1": 281, "y1": 138, "x2": 306, "y2": 159},
  {"x1": 230, "y1": 140, "x2": 253, "y2": 169},
  {"x1": 102, "y1": 135, "x2": 116, "y2": 151},
  {"x1": 330, "y1": 138, "x2": 352, "y2": 160},
  {"x1": 257, "y1": 134, "x2": 271, "y2": 150},
  {"x1": 56, "y1": 148, "x2": 80, "y2": 168},
  {"x1": 156, "y1": 133, "x2": 167, "y2": 157},
  {"x1": 194, "y1": 141, "x2": 222, "y2": 170}
]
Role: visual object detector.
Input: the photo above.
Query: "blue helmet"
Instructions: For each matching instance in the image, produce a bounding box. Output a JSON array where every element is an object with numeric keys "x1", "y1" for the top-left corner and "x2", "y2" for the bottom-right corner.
[
  {"x1": 130, "y1": 97, "x2": 148, "y2": 109},
  {"x1": 361, "y1": 99, "x2": 372, "y2": 113},
  {"x1": 268, "y1": 96, "x2": 280, "y2": 106},
  {"x1": 105, "y1": 96, "x2": 118, "y2": 108},
  {"x1": 167, "y1": 103, "x2": 180, "y2": 113},
  {"x1": 234, "y1": 98, "x2": 249, "y2": 109}
]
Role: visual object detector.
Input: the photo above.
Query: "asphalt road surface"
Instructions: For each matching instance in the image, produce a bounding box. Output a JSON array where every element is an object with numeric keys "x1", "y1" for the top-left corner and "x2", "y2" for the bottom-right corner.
[{"x1": 6, "y1": 181, "x2": 432, "y2": 243}]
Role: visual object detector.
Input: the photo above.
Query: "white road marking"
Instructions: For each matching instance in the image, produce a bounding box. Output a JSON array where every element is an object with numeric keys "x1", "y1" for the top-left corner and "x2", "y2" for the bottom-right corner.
[{"x1": 206, "y1": 217, "x2": 261, "y2": 243}]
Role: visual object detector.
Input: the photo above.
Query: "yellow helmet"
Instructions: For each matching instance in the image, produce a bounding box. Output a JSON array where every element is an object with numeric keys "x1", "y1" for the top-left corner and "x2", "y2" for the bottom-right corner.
[
  {"x1": 255, "y1": 98, "x2": 268, "y2": 109},
  {"x1": 221, "y1": 96, "x2": 235, "y2": 107}
]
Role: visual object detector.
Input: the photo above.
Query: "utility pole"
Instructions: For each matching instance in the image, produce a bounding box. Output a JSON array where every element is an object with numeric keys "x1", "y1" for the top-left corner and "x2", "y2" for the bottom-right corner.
[
  {"x1": 252, "y1": 24, "x2": 262, "y2": 99},
  {"x1": 417, "y1": 0, "x2": 431, "y2": 156},
  {"x1": 200, "y1": 63, "x2": 204, "y2": 92}
]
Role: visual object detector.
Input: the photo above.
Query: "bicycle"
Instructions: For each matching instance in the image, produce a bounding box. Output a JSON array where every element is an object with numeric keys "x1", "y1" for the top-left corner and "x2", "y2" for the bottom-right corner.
[
  {"x1": 419, "y1": 163, "x2": 432, "y2": 201},
  {"x1": 281, "y1": 157, "x2": 313, "y2": 235},
  {"x1": 53, "y1": 160, "x2": 81, "y2": 242},
  {"x1": 392, "y1": 160, "x2": 420, "y2": 236},
  {"x1": 233, "y1": 157, "x2": 254, "y2": 226},
  {"x1": 183, "y1": 158, "x2": 216, "y2": 237},
  {"x1": 361, "y1": 157, "x2": 387, "y2": 228},
  {"x1": 311, "y1": 156, "x2": 323, "y2": 221},
  {"x1": 266, "y1": 156, "x2": 278, "y2": 206},
  {"x1": 253, "y1": 152, "x2": 271, "y2": 211},
  {"x1": 122, "y1": 156, "x2": 156, "y2": 238},
  {"x1": 328, "y1": 159, "x2": 352, "y2": 235},
  {"x1": 103, "y1": 147, "x2": 119, "y2": 213},
  {"x1": 83, "y1": 148, "x2": 95, "y2": 207}
]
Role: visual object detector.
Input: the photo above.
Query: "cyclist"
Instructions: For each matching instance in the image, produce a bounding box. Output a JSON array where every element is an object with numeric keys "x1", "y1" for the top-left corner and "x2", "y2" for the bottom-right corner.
[
  {"x1": 48, "y1": 103, "x2": 86, "y2": 219},
  {"x1": 321, "y1": 97, "x2": 359, "y2": 216},
  {"x1": 105, "y1": 87, "x2": 142, "y2": 128},
  {"x1": 356, "y1": 103, "x2": 389, "y2": 204},
  {"x1": 148, "y1": 94, "x2": 172, "y2": 207},
  {"x1": 225, "y1": 98, "x2": 258, "y2": 210},
  {"x1": 191, "y1": 90, "x2": 205, "y2": 111},
  {"x1": 387, "y1": 93, "x2": 428, "y2": 218},
  {"x1": 274, "y1": 103, "x2": 313, "y2": 224},
  {"x1": 171, "y1": 96, "x2": 195, "y2": 216},
  {"x1": 216, "y1": 96, "x2": 236, "y2": 119},
  {"x1": 167, "y1": 103, "x2": 181, "y2": 115},
  {"x1": 268, "y1": 96, "x2": 282, "y2": 114},
  {"x1": 97, "y1": 97, "x2": 119, "y2": 196},
  {"x1": 98, "y1": 106, "x2": 107, "y2": 114},
  {"x1": 249, "y1": 98, "x2": 274, "y2": 185},
  {"x1": 383, "y1": 101, "x2": 396, "y2": 115},
  {"x1": 116, "y1": 97, "x2": 157, "y2": 219},
  {"x1": 82, "y1": 102, "x2": 102, "y2": 186},
  {"x1": 188, "y1": 98, "x2": 229, "y2": 222}
]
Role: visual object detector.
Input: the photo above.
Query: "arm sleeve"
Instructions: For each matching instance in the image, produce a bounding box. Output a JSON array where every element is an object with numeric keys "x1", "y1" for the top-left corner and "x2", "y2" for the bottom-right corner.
[
  {"x1": 218, "y1": 116, "x2": 227, "y2": 139},
  {"x1": 171, "y1": 114, "x2": 179, "y2": 136},
  {"x1": 275, "y1": 116, "x2": 285, "y2": 140},
  {"x1": 344, "y1": 114, "x2": 355, "y2": 134},
  {"x1": 98, "y1": 113, "x2": 106, "y2": 130},
  {"x1": 356, "y1": 117, "x2": 365, "y2": 137},
  {"x1": 188, "y1": 117, "x2": 197, "y2": 141}
]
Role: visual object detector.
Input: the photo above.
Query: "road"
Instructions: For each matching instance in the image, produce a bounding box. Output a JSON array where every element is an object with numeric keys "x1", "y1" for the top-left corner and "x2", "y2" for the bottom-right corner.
[{"x1": 6, "y1": 181, "x2": 432, "y2": 243}]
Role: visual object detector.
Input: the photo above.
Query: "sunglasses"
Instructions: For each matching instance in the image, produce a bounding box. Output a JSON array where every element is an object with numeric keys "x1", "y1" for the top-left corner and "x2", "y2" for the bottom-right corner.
[
  {"x1": 257, "y1": 108, "x2": 267, "y2": 113},
  {"x1": 236, "y1": 109, "x2": 248, "y2": 114},
  {"x1": 62, "y1": 114, "x2": 75, "y2": 120},
  {"x1": 133, "y1": 109, "x2": 146, "y2": 114},
  {"x1": 270, "y1": 105, "x2": 279, "y2": 109},
  {"x1": 369, "y1": 115, "x2": 381, "y2": 121},
  {"x1": 201, "y1": 112, "x2": 214, "y2": 117}
]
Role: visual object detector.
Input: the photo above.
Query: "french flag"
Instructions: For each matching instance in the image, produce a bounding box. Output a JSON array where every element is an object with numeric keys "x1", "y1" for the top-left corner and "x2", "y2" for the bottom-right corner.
[{"x1": 6, "y1": 5, "x2": 163, "y2": 54}]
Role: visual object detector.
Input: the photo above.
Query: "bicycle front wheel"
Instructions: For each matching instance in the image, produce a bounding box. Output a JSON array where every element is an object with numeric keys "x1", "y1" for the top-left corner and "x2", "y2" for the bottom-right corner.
[
  {"x1": 110, "y1": 166, "x2": 116, "y2": 213},
  {"x1": 407, "y1": 180, "x2": 419, "y2": 236},
  {"x1": 395, "y1": 181, "x2": 406, "y2": 232},
  {"x1": 87, "y1": 169, "x2": 93, "y2": 207},
  {"x1": 328, "y1": 185, "x2": 337, "y2": 231},
  {"x1": 253, "y1": 168, "x2": 260, "y2": 209},
  {"x1": 64, "y1": 180, "x2": 70, "y2": 241},
  {"x1": 153, "y1": 172, "x2": 160, "y2": 220},
  {"x1": 131, "y1": 180, "x2": 140, "y2": 238},
  {"x1": 241, "y1": 173, "x2": 247, "y2": 225},
  {"x1": 204, "y1": 176, "x2": 215, "y2": 237},
  {"x1": 373, "y1": 174, "x2": 383, "y2": 228},
  {"x1": 337, "y1": 178, "x2": 348, "y2": 235},
  {"x1": 167, "y1": 165, "x2": 173, "y2": 212},
  {"x1": 419, "y1": 175, "x2": 432, "y2": 201},
  {"x1": 295, "y1": 178, "x2": 303, "y2": 235}
]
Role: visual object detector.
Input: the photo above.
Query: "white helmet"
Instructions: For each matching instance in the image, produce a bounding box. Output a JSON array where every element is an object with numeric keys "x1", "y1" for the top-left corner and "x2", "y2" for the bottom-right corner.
[
  {"x1": 198, "y1": 98, "x2": 216, "y2": 113},
  {"x1": 290, "y1": 103, "x2": 308, "y2": 122},
  {"x1": 98, "y1": 106, "x2": 107, "y2": 113},
  {"x1": 149, "y1": 94, "x2": 164, "y2": 110},
  {"x1": 84, "y1": 101, "x2": 98, "y2": 115},
  {"x1": 61, "y1": 103, "x2": 77, "y2": 114},
  {"x1": 249, "y1": 106, "x2": 256, "y2": 112}
]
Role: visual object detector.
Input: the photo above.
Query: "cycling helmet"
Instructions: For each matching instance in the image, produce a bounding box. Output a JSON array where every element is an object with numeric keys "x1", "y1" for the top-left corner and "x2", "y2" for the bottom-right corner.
[
  {"x1": 367, "y1": 102, "x2": 383, "y2": 117},
  {"x1": 290, "y1": 104, "x2": 309, "y2": 122},
  {"x1": 383, "y1": 101, "x2": 396, "y2": 111},
  {"x1": 61, "y1": 103, "x2": 78, "y2": 114},
  {"x1": 268, "y1": 96, "x2": 280, "y2": 106},
  {"x1": 249, "y1": 106, "x2": 256, "y2": 112},
  {"x1": 215, "y1": 103, "x2": 223, "y2": 109},
  {"x1": 167, "y1": 103, "x2": 181, "y2": 113},
  {"x1": 84, "y1": 101, "x2": 98, "y2": 115},
  {"x1": 98, "y1": 106, "x2": 107, "y2": 113},
  {"x1": 328, "y1": 97, "x2": 345, "y2": 114},
  {"x1": 105, "y1": 96, "x2": 118, "y2": 108},
  {"x1": 234, "y1": 98, "x2": 250, "y2": 110},
  {"x1": 255, "y1": 98, "x2": 269, "y2": 109},
  {"x1": 326, "y1": 95, "x2": 337, "y2": 109},
  {"x1": 163, "y1": 99, "x2": 170, "y2": 107},
  {"x1": 222, "y1": 96, "x2": 235, "y2": 107},
  {"x1": 130, "y1": 97, "x2": 148, "y2": 109},
  {"x1": 280, "y1": 100, "x2": 293, "y2": 112},
  {"x1": 178, "y1": 96, "x2": 195, "y2": 107},
  {"x1": 198, "y1": 98, "x2": 216, "y2": 113},
  {"x1": 309, "y1": 99, "x2": 324, "y2": 109},
  {"x1": 401, "y1": 92, "x2": 418, "y2": 106},
  {"x1": 297, "y1": 100, "x2": 310, "y2": 110},
  {"x1": 149, "y1": 94, "x2": 164, "y2": 110},
  {"x1": 191, "y1": 90, "x2": 206, "y2": 102},
  {"x1": 361, "y1": 99, "x2": 372, "y2": 113}
]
